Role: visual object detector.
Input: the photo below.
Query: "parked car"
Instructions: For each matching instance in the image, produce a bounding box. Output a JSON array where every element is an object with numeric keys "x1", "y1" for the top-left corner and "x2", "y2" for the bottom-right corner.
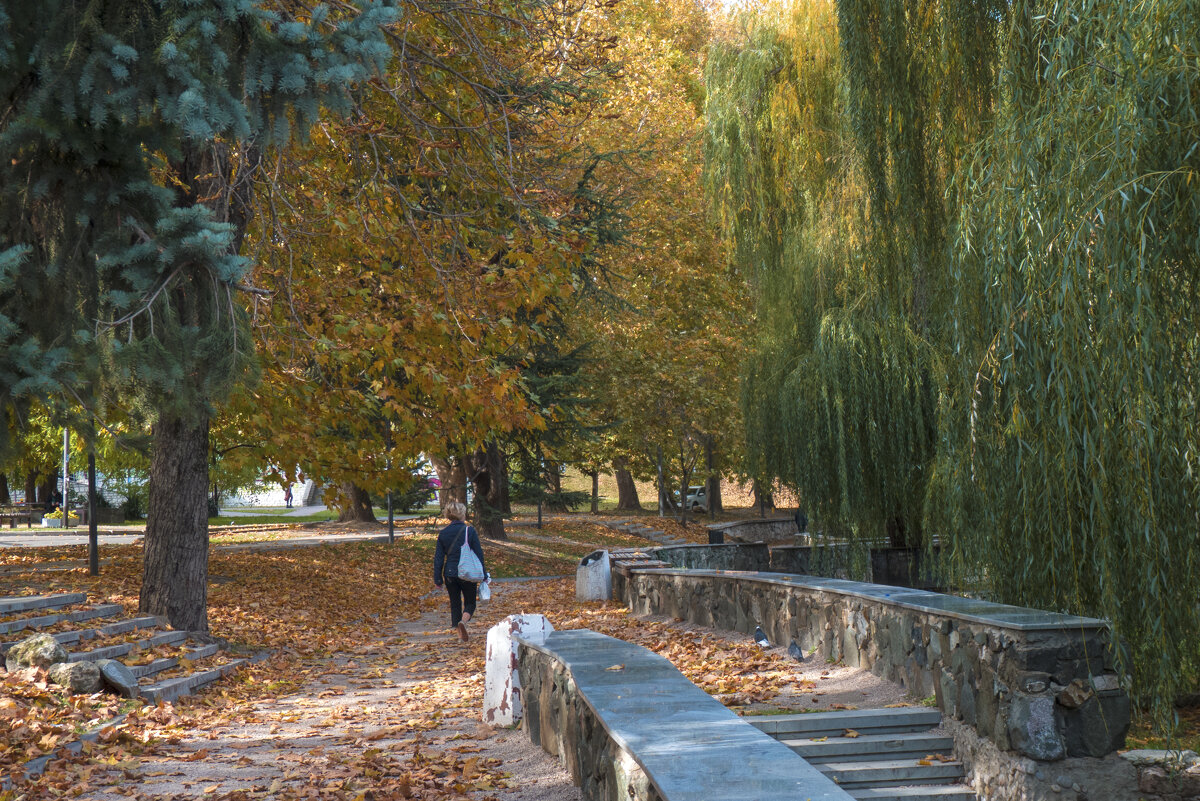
[{"x1": 685, "y1": 485, "x2": 707, "y2": 511}]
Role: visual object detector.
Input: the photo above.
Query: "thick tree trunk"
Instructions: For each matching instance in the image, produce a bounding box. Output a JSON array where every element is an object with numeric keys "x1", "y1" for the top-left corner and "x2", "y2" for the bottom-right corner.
[
  {"x1": 140, "y1": 414, "x2": 211, "y2": 632},
  {"x1": 24, "y1": 472, "x2": 37, "y2": 505},
  {"x1": 589, "y1": 470, "x2": 599, "y2": 514},
  {"x1": 468, "y1": 443, "x2": 507, "y2": 540},
  {"x1": 0, "y1": 474, "x2": 9, "y2": 504},
  {"x1": 431, "y1": 456, "x2": 468, "y2": 507},
  {"x1": 613, "y1": 458, "x2": 642, "y2": 511},
  {"x1": 336, "y1": 482, "x2": 375, "y2": 522}
]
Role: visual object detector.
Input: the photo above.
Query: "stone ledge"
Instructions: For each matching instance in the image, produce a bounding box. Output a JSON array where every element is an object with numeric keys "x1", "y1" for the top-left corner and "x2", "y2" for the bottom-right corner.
[
  {"x1": 516, "y1": 629, "x2": 852, "y2": 801},
  {"x1": 620, "y1": 569, "x2": 1129, "y2": 762}
]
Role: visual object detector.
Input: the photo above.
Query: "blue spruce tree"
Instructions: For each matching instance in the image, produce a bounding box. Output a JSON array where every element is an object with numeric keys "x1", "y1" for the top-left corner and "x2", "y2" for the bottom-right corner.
[{"x1": 0, "y1": 1, "x2": 394, "y2": 630}]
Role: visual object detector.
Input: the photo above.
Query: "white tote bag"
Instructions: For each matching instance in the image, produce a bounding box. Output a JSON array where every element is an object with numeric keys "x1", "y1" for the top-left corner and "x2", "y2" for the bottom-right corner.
[{"x1": 457, "y1": 525, "x2": 486, "y2": 582}]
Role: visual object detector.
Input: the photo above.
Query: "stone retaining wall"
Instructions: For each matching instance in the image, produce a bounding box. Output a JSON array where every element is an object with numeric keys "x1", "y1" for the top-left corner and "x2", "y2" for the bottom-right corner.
[
  {"x1": 705, "y1": 517, "x2": 802, "y2": 544},
  {"x1": 517, "y1": 644, "x2": 659, "y2": 801},
  {"x1": 617, "y1": 568, "x2": 1130, "y2": 765},
  {"x1": 654, "y1": 541, "x2": 940, "y2": 589}
]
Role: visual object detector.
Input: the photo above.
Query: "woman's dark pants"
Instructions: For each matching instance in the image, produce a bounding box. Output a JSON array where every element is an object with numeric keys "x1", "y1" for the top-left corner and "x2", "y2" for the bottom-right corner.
[{"x1": 445, "y1": 576, "x2": 478, "y2": 626}]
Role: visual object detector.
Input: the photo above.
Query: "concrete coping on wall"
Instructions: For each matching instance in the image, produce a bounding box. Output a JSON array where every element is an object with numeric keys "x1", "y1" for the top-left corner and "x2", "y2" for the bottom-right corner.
[
  {"x1": 633, "y1": 568, "x2": 1109, "y2": 633},
  {"x1": 516, "y1": 629, "x2": 853, "y2": 801}
]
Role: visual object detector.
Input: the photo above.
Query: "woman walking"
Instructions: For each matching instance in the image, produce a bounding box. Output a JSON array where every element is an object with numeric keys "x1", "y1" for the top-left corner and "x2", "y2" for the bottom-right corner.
[{"x1": 433, "y1": 501, "x2": 488, "y2": 642}]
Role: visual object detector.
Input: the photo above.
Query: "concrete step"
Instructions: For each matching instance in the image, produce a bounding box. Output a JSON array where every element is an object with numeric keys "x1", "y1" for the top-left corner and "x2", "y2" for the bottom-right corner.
[
  {"x1": 850, "y1": 784, "x2": 977, "y2": 801},
  {"x1": 69, "y1": 629, "x2": 188, "y2": 661},
  {"x1": 748, "y1": 707, "x2": 941, "y2": 738},
  {"x1": 0, "y1": 603, "x2": 124, "y2": 638},
  {"x1": 139, "y1": 657, "x2": 249, "y2": 703},
  {"x1": 785, "y1": 732, "x2": 954, "y2": 763},
  {"x1": 0, "y1": 592, "x2": 87, "y2": 615},
  {"x1": 51, "y1": 616, "x2": 159, "y2": 647},
  {"x1": 817, "y1": 758, "x2": 964, "y2": 789},
  {"x1": 128, "y1": 643, "x2": 222, "y2": 679}
]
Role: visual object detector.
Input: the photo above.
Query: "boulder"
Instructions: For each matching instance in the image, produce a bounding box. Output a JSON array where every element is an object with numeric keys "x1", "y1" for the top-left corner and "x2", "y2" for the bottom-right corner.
[
  {"x1": 96, "y1": 658, "x2": 140, "y2": 698},
  {"x1": 48, "y1": 660, "x2": 102, "y2": 694},
  {"x1": 1007, "y1": 693, "x2": 1066, "y2": 761},
  {"x1": 5, "y1": 633, "x2": 68, "y2": 672}
]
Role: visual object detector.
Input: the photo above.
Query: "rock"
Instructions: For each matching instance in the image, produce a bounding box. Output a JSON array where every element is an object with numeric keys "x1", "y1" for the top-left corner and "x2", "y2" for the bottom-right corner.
[
  {"x1": 96, "y1": 658, "x2": 139, "y2": 698},
  {"x1": 48, "y1": 660, "x2": 102, "y2": 694},
  {"x1": 1121, "y1": 749, "x2": 1199, "y2": 768},
  {"x1": 1090, "y1": 674, "x2": 1121, "y2": 693},
  {"x1": 5, "y1": 633, "x2": 68, "y2": 671},
  {"x1": 1007, "y1": 694, "x2": 1066, "y2": 761},
  {"x1": 1062, "y1": 692, "x2": 1131, "y2": 757},
  {"x1": 1057, "y1": 679, "x2": 1094, "y2": 709}
]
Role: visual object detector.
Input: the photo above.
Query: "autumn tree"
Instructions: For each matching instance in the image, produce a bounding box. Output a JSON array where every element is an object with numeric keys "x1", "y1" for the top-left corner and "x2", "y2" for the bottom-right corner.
[
  {"x1": 559, "y1": 0, "x2": 747, "y2": 523},
  {"x1": 240, "y1": 0, "x2": 623, "y2": 539}
]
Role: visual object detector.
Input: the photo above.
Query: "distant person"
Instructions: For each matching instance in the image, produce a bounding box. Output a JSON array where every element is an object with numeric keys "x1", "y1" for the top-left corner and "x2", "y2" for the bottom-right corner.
[
  {"x1": 794, "y1": 508, "x2": 808, "y2": 533},
  {"x1": 284, "y1": 486, "x2": 293, "y2": 508},
  {"x1": 433, "y1": 501, "x2": 488, "y2": 642}
]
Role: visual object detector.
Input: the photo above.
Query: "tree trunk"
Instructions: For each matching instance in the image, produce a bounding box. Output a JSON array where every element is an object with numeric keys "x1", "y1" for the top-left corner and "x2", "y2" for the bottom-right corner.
[
  {"x1": 704, "y1": 437, "x2": 723, "y2": 517},
  {"x1": 0, "y1": 474, "x2": 9, "y2": 505},
  {"x1": 752, "y1": 479, "x2": 774, "y2": 517},
  {"x1": 24, "y1": 472, "x2": 37, "y2": 505},
  {"x1": 468, "y1": 443, "x2": 507, "y2": 540},
  {"x1": 140, "y1": 414, "x2": 211, "y2": 632},
  {"x1": 39, "y1": 473, "x2": 56, "y2": 508},
  {"x1": 613, "y1": 458, "x2": 642, "y2": 511},
  {"x1": 544, "y1": 464, "x2": 568, "y2": 512},
  {"x1": 336, "y1": 482, "x2": 375, "y2": 522},
  {"x1": 499, "y1": 449, "x2": 512, "y2": 514},
  {"x1": 431, "y1": 456, "x2": 468, "y2": 507},
  {"x1": 589, "y1": 470, "x2": 599, "y2": 514}
]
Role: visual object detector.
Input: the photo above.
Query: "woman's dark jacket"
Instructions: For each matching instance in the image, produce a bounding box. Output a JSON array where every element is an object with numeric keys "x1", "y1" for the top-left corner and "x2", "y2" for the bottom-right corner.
[{"x1": 433, "y1": 520, "x2": 488, "y2": 584}]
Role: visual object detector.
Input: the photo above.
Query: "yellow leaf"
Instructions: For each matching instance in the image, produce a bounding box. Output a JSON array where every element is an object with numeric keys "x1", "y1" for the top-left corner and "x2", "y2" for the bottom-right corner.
[{"x1": 606, "y1": 664, "x2": 625, "y2": 671}]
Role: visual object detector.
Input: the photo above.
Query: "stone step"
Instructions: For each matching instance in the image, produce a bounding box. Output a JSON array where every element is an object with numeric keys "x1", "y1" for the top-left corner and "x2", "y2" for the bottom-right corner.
[
  {"x1": 748, "y1": 707, "x2": 941, "y2": 738},
  {"x1": 0, "y1": 603, "x2": 124, "y2": 637},
  {"x1": 50, "y1": 616, "x2": 159, "y2": 647},
  {"x1": 69, "y1": 629, "x2": 188, "y2": 661},
  {"x1": 849, "y1": 785, "x2": 977, "y2": 801},
  {"x1": 785, "y1": 732, "x2": 955, "y2": 763},
  {"x1": 127, "y1": 642, "x2": 223, "y2": 679},
  {"x1": 817, "y1": 758, "x2": 964, "y2": 789},
  {"x1": 139, "y1": 657, "x2": 249, "y2": 703},
  {"x1": 0, "y1": 592, "x2": 87, "y2": 615}
]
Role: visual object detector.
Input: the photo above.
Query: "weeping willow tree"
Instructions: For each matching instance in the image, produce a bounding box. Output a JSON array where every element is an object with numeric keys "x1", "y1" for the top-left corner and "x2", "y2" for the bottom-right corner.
[
  {"x1": 706, "y1": 0, "x2": 1002, "y2": 547},
  {"x1": 928, "y1": 0, "x2": 1200, "y2": 720}
]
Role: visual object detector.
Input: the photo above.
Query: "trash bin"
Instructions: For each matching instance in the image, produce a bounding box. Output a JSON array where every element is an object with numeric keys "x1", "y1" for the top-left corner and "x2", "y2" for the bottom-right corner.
[
  {"x1": 708, "y1": 529, "x2": 725, "y2": 545},
  {"x1": 575, "y1": 549, "x2": 612, "y2": 601}
]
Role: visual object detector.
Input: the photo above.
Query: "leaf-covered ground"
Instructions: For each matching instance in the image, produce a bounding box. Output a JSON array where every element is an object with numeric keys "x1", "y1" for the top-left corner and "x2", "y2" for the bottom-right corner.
[{"x1": 0, "y1": 516, "x2": 906, "y2": 800}]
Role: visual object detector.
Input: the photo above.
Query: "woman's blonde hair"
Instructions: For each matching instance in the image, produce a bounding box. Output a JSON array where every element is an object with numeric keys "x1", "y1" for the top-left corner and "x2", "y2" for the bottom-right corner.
[{"x1": 444, "y1": 501, "x2": 467, "y2": 521}]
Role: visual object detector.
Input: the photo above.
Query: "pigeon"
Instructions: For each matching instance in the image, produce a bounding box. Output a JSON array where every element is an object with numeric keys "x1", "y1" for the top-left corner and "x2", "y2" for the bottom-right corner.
[
  {"x1": 754, "y1": 626, "x2": 770, "y2": 648},
  {"x1": 788, "y1": 639, "x2": 806, "y2": 662}
]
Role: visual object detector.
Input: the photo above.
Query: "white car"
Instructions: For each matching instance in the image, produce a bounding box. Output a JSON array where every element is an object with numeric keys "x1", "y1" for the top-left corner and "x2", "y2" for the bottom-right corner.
[{"x1": 685, "y1": 485, "x2": 707, "y2": 511}]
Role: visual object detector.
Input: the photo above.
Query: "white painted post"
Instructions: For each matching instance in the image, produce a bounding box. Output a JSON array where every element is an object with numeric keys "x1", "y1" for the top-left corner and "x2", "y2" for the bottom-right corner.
[{"x1": 483, "y1": 614, "x2": 554, "y2": 726}]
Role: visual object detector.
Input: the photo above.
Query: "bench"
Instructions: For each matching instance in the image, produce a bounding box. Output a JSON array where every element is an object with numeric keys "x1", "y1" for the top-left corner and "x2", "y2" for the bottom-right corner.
[
  {"x1": 516, "y1": 629, "x2": 853, "y2": 801},
  {"x1": 0, "y1": 505, "x2": 40, "y2": 528}
]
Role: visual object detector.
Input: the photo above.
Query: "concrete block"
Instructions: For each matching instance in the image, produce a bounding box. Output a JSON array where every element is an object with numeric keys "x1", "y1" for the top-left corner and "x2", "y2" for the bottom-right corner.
[{"x1": 484, "y1": 613, "x2": 554, "y2": 726}]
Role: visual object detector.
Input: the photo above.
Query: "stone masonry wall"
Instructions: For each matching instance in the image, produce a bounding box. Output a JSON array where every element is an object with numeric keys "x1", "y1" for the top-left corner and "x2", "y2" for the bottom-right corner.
[
  {"x1": 517, "y1": 642, "x2": 661, "y2": 801},
  {"x1": 619, "y1": 569, "x2": 1130, "y2": 767}
]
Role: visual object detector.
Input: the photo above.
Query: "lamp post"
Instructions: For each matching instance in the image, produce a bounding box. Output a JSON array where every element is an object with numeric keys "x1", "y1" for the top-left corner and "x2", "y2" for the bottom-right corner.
[{"x1": 61, "y1": 428, "x2": 69, "y2": 528}]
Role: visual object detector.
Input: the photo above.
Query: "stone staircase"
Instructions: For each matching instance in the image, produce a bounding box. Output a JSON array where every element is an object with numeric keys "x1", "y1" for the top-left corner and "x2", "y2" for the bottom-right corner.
[
  {"x1": 0, "y1": 592, "x2": 250, "y2": 702},
  {"x1": 747, "y1": 707, "x2": 977, "y2": 801},
  {"x1": 601, "y1": 518, "x2": 690, "y2": 547}
]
